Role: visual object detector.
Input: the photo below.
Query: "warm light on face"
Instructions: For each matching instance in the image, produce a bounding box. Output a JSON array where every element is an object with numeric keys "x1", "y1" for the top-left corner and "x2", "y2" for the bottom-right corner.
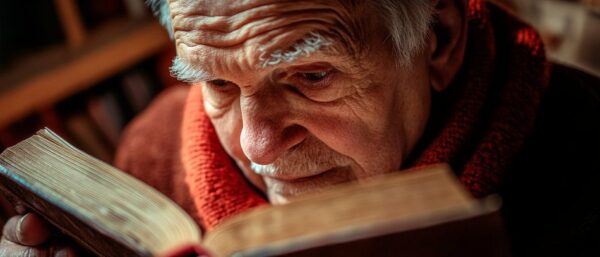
[{"x1": 170, "y1": 0, "x2": 434, "y2": 204}]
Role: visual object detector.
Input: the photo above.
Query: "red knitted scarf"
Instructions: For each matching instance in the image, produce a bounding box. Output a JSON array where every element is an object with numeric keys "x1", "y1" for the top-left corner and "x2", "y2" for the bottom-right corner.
[{"x1": 180, "y1": 0, "x2": 550, "y2": 231}]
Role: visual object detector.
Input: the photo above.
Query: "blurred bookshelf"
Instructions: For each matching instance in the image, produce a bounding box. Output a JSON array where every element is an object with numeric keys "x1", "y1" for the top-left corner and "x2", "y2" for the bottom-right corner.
[
  {"x1": 0, "y1": 20, "x2": 168, "y2": 128},
  {"x1": 0, "y1": 0, "x2": 173, "y2": 161}
]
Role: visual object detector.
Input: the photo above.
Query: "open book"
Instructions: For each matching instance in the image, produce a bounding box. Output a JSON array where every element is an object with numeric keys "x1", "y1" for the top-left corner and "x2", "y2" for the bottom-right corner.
[{"x1": 0, "y1": 129, "x2": 510, "y2": 257}]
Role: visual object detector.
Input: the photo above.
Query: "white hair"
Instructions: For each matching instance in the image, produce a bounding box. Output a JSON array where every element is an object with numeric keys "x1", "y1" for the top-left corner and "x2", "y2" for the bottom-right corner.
[
  {"x1": 170, "y1": 56, "x2": 211, "y2": 83},
  {"x1": 146, "y1": 0, "x2": 435, "y2": 64},
  {"x1": 376, "y1": 0, "x2": 435, "y2": 63},
  {"x1": 259, "y1": 32, "x2": 332, "y2": 68}
]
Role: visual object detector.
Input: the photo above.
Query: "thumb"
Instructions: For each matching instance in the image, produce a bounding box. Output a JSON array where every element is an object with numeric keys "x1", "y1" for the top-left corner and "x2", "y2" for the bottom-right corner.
[{"x1": 3, "y1": 213, "x2": 52, "y2": 246}]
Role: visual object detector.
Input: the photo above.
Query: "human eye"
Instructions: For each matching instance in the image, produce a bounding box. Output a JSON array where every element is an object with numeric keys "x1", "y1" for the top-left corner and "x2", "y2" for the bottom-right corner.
[
  {"x1": 292, "y1": 69, "x2": 335, "y2": 89},
  {"x1": 283, "y1": 63, "x2": 349, "y2": 102},
  {"x1": 301, "y1": 71, "x2": 329, "y2": 82},
  {"x1": 206, "y1": 79, "x2": 236, "y2": 91},
  {"x1": 202, "y1": 79, "x2": 239, "y2": 107}
]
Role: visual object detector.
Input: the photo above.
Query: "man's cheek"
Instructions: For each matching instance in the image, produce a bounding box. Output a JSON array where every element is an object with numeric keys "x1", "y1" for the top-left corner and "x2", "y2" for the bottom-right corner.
[{"x1": 302, "y1": 118, "x2": 369, "y2": 163}]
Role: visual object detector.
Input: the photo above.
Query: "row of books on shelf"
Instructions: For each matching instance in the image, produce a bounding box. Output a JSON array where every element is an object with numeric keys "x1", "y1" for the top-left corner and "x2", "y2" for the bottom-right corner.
[{"x1": 0, "y1": 59, "x2": 165, "y2": 163}]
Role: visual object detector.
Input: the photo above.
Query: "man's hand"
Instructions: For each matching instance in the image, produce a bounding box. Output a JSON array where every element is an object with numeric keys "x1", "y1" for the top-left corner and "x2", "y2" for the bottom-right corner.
[{"x1": 0, "y1": 212, "x2": 77, "y2": 257}]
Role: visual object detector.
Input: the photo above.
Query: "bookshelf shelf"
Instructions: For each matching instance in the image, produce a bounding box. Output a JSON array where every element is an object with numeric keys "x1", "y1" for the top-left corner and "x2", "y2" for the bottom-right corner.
[{"x1": 0, "y1": 20, "x2": 170, "y2": 128}]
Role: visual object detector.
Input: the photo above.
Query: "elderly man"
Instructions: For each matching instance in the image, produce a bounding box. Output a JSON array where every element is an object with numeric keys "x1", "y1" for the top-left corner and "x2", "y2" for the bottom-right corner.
[{"x1": 1, "y1": 0, "x2": 599, "y2": 256}]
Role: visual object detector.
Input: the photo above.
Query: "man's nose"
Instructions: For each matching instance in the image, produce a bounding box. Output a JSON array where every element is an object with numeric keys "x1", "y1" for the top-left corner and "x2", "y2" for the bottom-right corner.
[{"x1": 239, "y1": 90, "x2": 307, "y2": 164}]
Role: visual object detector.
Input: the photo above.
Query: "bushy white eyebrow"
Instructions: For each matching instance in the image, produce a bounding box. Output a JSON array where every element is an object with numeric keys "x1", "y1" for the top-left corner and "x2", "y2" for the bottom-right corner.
[
  {"x1": 259, "y1": 32, "x2": 332, "y2": 68},
  {"x1": 170, "y1": 32, "x2": 333, "y2": 83},
  {"x1": 170, "y1": 56, "x2": 212, "y2": 83}
]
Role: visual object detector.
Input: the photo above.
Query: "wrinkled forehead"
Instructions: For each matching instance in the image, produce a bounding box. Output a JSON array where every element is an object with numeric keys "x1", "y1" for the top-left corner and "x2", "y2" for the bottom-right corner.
[
  {"x1": 168, "y1": 0, "x2": 368, "y2": 76},
  {"x1": 170, "y1": 0, "x2": 357, "y2": 15}
]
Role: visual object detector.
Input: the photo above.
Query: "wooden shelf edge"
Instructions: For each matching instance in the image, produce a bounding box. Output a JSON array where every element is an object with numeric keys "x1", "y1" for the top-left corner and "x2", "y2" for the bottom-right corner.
[{"x1": 0, "y1": 20, "x2": 170, "y2": 129}]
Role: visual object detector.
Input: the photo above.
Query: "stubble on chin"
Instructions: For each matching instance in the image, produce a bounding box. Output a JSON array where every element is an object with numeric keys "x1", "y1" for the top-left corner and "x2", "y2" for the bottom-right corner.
[{"x1": 250, "y1": 137, "x2": 356, "y2": 204}]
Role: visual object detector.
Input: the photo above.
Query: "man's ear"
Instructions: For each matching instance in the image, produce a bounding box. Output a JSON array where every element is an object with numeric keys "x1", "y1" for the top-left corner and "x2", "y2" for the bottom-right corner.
[{"x1": 428, "y1": 0, "x2": 468, "y2": 92}]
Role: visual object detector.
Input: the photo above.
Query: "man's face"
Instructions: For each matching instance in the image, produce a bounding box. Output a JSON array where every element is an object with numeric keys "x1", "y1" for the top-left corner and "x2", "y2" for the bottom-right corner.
[{"x1": 170, "y1": 0, "x2": 433, "y2": 204}]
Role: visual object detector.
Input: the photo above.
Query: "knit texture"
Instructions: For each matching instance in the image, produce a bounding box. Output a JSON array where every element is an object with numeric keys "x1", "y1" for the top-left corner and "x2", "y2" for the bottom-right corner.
[
  {"x1": 410, "y1": 1, "x2": 550, "y2": 197},
  {"x1": 180, "y1": 0, "x2": 550, "y2": 231},
  {"x1": 181, "y1": 88, "x2": 268, "y2": 230}
]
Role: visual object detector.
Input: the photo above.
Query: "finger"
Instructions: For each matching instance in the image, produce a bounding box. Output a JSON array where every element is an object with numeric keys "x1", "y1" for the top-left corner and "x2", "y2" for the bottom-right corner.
[
  {"x1": 0, "y1": 239, "x2": 76, "y2": 257},
  {"x1": 0, "y1": 239, "x2": 47, "y2": 257},
  {"x1": 3, "y1": 213, "x2": 52, "y2": 246}
]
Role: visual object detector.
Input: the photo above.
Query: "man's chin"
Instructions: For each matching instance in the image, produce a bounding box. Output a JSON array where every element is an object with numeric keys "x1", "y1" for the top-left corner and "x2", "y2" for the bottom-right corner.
[
  {"x1": 264, "y1": 166, "x2": 355, "y2": 204},
  {"x1": 266, "y1": 183, "x2": 317, "y2": 205}
]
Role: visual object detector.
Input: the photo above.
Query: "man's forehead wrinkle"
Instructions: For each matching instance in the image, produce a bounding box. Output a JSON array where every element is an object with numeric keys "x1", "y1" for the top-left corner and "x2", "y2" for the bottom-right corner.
[
  {"x1": 173, "y1": 14, "x2": 335, "y2": 49},
  {"x1": 177, "y1": 27, "x2": 355, "y2": 75},
  {"x1": 176, "y1": 36, "x2": 262, "y2": 75},
  {"x1": 172, "y1": 0, "x2": 368, "y2": 76},
  {"x1": 175, "y1": 15, "x2": 355, "y2": 57},
  {"x1": 170, "y1": 0, "x2": 290, "y2": 17},
  {"x1": 178, "y1": 43, "x2": 261, "y2": 83},
  {"x1": 171, "y1": 2, "x2": 281, "y2": 33},
  {"x1": 172, "y1": 3, "x2": 339, "y2": 34},
  {"x1": 172, "y1": 2, "x2": 347, "y2": 49}
]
